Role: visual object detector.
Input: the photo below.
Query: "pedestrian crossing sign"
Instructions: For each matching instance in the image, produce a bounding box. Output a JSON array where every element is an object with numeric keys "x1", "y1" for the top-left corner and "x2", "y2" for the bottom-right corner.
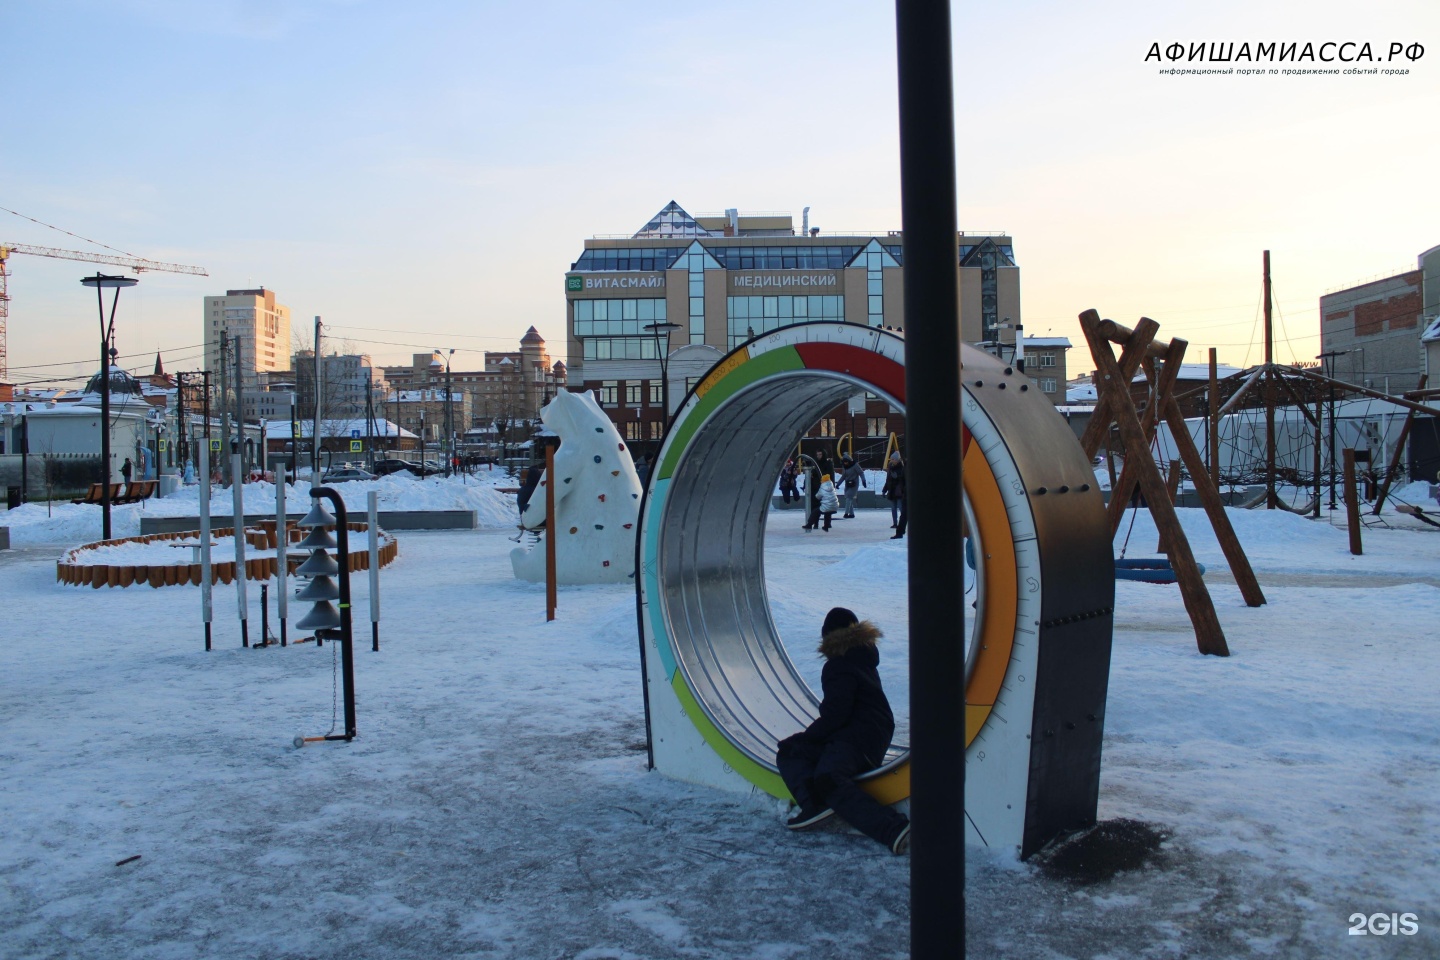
[{"x1": 350, "y1": 440, "x2": 363, "y2": 453}]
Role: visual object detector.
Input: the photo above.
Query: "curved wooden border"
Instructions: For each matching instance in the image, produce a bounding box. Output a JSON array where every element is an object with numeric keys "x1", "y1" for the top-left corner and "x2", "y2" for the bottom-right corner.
[{"x1": 56, "y1": 522, "x2": 399, "y2": 588}]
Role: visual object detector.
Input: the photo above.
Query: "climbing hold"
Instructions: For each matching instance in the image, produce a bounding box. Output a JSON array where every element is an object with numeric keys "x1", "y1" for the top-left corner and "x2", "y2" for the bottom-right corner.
[
  {"x1": 595, "y1": 426, "x2": 604, "y2": 432},
  {"x1": 569, "y1": 526, "x2": 578, "y2": 534},
  {"x1": 593, "y1": 455, "x2": 602, "y2": 463},
  {"x1": 595, "y1": 524, "x2": 604, "y2": 530},
  {"x1": 623, "y1": 523, "x2": 633, "y2": 529},
  {"x1": 611, "y1": 470, "x2": 620, "y2": 476},
  {"x1": 564, "y1": 477, "x2": 572, "y2": 483},
  {"x1": 603, "y1": 560, "x2": 610, "y2": 567},
  {"x1": 598, "y1": 494, "x2": 606, "y2": 502},
  {"x1": 618, "y1": 443, "x2": 626, "y2": 451}
]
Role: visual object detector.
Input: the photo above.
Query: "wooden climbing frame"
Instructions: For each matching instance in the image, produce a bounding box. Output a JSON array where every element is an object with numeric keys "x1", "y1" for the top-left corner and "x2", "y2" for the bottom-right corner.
[{"x1": 1079, "y1": 310, "x2": 1268, "y2": 657}]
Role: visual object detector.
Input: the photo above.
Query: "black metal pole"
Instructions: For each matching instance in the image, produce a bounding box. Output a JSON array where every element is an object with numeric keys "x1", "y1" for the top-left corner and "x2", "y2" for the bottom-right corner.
[
  {"x1": 19, "y1": 413, "x2": 28, "y2": 503},
  {"x1": 896, "y1": 1, "x2": 966, "y2": 956},
  {"x1": 312, "y1": 486, "x2": 357, "y2": 740},
  {"x1": 202, "y1": 371, "x2": 211, "y2": 481},
  {"x1": 96, "y1": 281, "x2": 112, "y2": 540}
]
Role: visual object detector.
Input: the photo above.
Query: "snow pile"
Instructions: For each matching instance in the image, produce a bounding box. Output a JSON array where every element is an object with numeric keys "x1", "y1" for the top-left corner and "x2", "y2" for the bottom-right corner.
[{"x1": 2, "y1": 490, "x2": 1439, "y2": 957}]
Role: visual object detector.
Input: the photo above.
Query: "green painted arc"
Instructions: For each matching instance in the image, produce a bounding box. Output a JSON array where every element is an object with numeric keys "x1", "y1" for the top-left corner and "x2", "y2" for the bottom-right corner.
[
  {"x1": 655, "y1": 345, "x2": 805, "y2": 481},
  {"x1": 672, "y1": 673, "x2": 790, "y2": 800}
]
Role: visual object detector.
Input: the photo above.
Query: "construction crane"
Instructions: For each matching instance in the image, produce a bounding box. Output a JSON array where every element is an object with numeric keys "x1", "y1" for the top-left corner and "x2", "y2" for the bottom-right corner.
[{"x1": 0, "y1": 242, "x2": 208, "y2": 380}]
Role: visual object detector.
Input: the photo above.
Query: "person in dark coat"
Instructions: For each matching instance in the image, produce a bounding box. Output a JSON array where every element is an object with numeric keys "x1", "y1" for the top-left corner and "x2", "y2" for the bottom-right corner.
[
  {"x1": 882, "y1": 451, "x2": 907, "y2": 539},
  {"x1": 517, "y1": 463, "x2": 544, "y2": 528},
  {"x1": 814, "y1": 449, "x2": 834, "y2": 487},
  {"x1": 801, "y1": 458, "x2": 823, "y2": 531},
  {"x1": 120, "y1": 458, "x2": 133, "y2": 484},
  {"x1": 775, "y1": 607, "x2": 911, "y2": 854},
  {"x1": 778, "y1": 459, "x2": 799, "y2": 504}
]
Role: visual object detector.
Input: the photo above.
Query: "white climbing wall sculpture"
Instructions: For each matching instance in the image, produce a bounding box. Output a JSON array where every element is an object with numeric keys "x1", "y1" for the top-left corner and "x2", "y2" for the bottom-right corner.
[{"x1": 510, "y1": 390, "x2": 644, "y2": 584}]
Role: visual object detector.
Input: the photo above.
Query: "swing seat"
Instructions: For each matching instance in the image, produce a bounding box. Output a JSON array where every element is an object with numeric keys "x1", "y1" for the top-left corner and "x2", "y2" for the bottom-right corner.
[{"x1": 1114, "y1": 557, "x2": 1204, "y2": 584}]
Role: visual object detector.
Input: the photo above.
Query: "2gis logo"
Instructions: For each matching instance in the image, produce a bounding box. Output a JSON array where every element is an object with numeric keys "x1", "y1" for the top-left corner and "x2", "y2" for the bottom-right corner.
[{"x1": 1348, "y1": 912, "x2": 1419, "y2": 936}]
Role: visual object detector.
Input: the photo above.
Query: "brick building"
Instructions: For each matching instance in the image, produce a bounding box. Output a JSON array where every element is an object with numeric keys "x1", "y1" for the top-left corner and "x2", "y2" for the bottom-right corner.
[{"x1": 1319, "y1": 269, "x2": 1424, "y2": 395}]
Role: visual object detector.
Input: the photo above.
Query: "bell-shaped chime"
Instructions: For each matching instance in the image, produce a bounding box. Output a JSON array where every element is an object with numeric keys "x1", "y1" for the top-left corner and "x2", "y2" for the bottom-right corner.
[{"x1": 295, "y1": 498, "x2": 341, "y2": 637}]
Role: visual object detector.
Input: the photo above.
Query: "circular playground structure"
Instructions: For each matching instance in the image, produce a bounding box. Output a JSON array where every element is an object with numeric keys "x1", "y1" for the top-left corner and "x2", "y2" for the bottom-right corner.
[
  {"x1": 56, "y1": 522, "x2": 398, "y2": 589},
  {"x1": 638, "y1": 322, "x2": 1114, "y2": 857}
]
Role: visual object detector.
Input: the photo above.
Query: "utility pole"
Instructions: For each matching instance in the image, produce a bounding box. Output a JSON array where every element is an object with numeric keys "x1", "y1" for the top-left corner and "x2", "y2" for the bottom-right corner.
[
  {"x1": 219, "y1": 332, "x2": 232, "y2": 487},
  {"x1": 289, "y1": 398, "x2": 298, "y2": 476},
  {"x1": 1318, "y1": 349, "x2": 1347, "y2": 510},
  {"x1": 312, "y1": 316, "x2": 323, "y2": 481},
  {"x1": 233, "y1": 332, "x2": 245, "y2": 477},
  {"x1": 175, "y1": 372, "x2": 188, "y2": 475},
  {"x1": 1263, "y1": 250, "x2": 1277, "y2": 510},
  {"x1": 365, "y1": 378, "x2": 375, "y2": 472},
  {"x1": 202, "y1": 370, "x2": 212, "y2": 484}
]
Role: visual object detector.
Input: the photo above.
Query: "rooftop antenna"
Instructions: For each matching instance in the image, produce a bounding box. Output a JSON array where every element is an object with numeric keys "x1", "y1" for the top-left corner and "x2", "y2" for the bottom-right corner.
[{"x1": 802, "y1": 206, "x2": 810, "y2": 236}]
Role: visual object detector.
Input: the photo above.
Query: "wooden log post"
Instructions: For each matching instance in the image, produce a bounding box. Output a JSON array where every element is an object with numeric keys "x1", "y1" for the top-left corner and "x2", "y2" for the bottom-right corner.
[
  {"x1": 1158, "y1": 382, "x2": 1268, "y2": 608},
  {"x1": 1208, "y1": 348, "x2": 1220, "y2": 492},
  {"x1": 1343, "y1": 448, "x2": 1363, "y2": 556}
]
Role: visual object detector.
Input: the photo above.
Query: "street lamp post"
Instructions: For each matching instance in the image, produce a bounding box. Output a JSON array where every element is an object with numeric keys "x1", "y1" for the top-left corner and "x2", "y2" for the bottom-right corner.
[
  {"x1": 645, "y1": 321, "x2": 681, "y2": 444},
  {"x1": 432, "y1": 349, "x2": 454, "y2": 477},
  {"x1": 81, "y1": 273, "x2": 138, "y2": 540}
]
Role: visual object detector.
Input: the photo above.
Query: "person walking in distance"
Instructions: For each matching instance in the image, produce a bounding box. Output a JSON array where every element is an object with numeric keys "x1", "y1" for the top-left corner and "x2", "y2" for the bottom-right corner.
[
  {"x1": 802, "y1": 457, "x2": 823, "y2": 531},
  {"x1": 818, "y1": 473, "x2": 839, "y2": 531},
  {"x1": 776, "y1": 607, "x2": 911, "y2": 855},
  {"x1": 839, "y1": 455, "x2": 865, "y2": 519},
  {"x1": 120, "y1": 457, "x2": 134, "y2": 485},
  {"x1": 882, "y1": 451, "x2": 906, "y2": 538},
  {"x1": 779, "y1": 459, "x2": 799, "y2": 505}
]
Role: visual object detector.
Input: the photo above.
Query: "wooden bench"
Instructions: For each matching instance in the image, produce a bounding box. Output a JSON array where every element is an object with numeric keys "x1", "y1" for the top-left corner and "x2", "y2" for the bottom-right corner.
[
  {"x1": 71, "y1": 482, "x2": 123, "y2": 505},
  {"x1": 115, "y1": 479, "x2": 158, "y2": 504}
]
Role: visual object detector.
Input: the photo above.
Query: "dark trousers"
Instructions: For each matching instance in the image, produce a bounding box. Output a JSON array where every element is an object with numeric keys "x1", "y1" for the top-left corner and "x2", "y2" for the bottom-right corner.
[
  {"x1": 776, "y1": 738, "x2": 908, "y2": 846},
  {"x1": 806, "y1": 497, "x2": 820, "y2": 529},
  {"x1": 895, "y1": 496, "x2": 908, "y2": 537}
]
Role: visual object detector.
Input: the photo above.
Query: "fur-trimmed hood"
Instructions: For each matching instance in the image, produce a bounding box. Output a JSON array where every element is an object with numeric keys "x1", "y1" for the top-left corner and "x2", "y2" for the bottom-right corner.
[{"x1": 818, "y1": 620, "x2": 883, "y2": 658}]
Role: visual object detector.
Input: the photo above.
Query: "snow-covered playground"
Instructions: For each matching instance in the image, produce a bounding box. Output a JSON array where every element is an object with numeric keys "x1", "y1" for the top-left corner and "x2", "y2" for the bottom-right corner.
[{"x1": 1, "y1": 471, "x2": 1438, "y2": 958}]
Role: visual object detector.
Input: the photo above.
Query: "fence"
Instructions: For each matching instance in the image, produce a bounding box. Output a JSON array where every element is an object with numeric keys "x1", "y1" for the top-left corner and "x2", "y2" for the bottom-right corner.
[{"x1": 1, "y1": 453, "x2": 103, "y2": 503}]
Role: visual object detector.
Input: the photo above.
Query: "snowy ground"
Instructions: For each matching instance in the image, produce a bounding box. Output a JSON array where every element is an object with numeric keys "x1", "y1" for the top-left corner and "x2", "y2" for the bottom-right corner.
[{"x1": 2, "y1": 477, "x2": 1438, "y2": 958}]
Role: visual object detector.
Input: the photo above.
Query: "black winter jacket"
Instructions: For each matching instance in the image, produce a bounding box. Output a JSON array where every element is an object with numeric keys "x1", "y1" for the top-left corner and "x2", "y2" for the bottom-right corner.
[{"x1": 797, "y1": 621, "x2": 895, "y2": 768}]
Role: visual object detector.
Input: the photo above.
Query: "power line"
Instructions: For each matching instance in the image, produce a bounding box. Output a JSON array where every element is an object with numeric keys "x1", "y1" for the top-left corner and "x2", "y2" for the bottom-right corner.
[
  {"x1": 0, "y1": 204, "x2": 140, "y2": 258},
  {"x1": 5, "y1": 342, "x2": 207, "y2": 372}
]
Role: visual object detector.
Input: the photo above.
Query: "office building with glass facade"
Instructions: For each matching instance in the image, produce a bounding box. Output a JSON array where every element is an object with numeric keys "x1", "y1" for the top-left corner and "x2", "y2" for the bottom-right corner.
[{"x1": 564, "y1": 201, "x2": 1028, "y2": 455}]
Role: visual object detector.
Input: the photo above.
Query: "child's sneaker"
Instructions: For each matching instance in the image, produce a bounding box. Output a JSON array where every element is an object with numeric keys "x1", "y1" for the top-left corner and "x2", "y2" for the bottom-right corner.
[
  {"x1": 889, "y1": 822, "x2": 911, "y2": 855},
  {"x1": 786, "y1": 805, "x2": 835, "y2": 830}
]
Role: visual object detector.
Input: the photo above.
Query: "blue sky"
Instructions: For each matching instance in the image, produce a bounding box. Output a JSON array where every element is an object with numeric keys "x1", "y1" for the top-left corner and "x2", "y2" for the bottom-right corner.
[{"x1": 3, "y1": 0, "x2": 1436, "y2": 387}]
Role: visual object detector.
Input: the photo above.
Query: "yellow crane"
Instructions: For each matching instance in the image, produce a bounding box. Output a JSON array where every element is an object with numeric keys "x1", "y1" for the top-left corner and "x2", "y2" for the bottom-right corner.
[{"x1": 0, "y1": 242, "x2": 208, "y2": 380}]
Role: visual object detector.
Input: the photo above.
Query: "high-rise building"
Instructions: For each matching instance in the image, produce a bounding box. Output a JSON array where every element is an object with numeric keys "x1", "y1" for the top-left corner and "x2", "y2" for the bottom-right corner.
[{"x1": 203, "y1": 288, "x2": 292, "y2": 400}]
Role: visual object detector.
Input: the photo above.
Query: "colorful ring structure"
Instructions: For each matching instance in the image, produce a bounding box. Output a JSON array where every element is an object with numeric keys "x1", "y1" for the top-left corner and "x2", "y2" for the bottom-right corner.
[{"x1": 638, "y1": 322, "x2": 1114, "y2": 858}]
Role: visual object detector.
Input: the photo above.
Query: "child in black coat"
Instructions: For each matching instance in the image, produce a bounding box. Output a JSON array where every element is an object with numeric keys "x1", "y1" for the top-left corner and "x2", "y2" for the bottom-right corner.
[{"x1": 776, "y1": 607, "x2": 911, "y2": 854}]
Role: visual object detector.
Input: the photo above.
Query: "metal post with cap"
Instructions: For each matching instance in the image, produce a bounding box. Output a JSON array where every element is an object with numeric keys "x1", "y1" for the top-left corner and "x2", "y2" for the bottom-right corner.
[{"x1": 644, "y1": 321, "x2": 681, "y2": 443}]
